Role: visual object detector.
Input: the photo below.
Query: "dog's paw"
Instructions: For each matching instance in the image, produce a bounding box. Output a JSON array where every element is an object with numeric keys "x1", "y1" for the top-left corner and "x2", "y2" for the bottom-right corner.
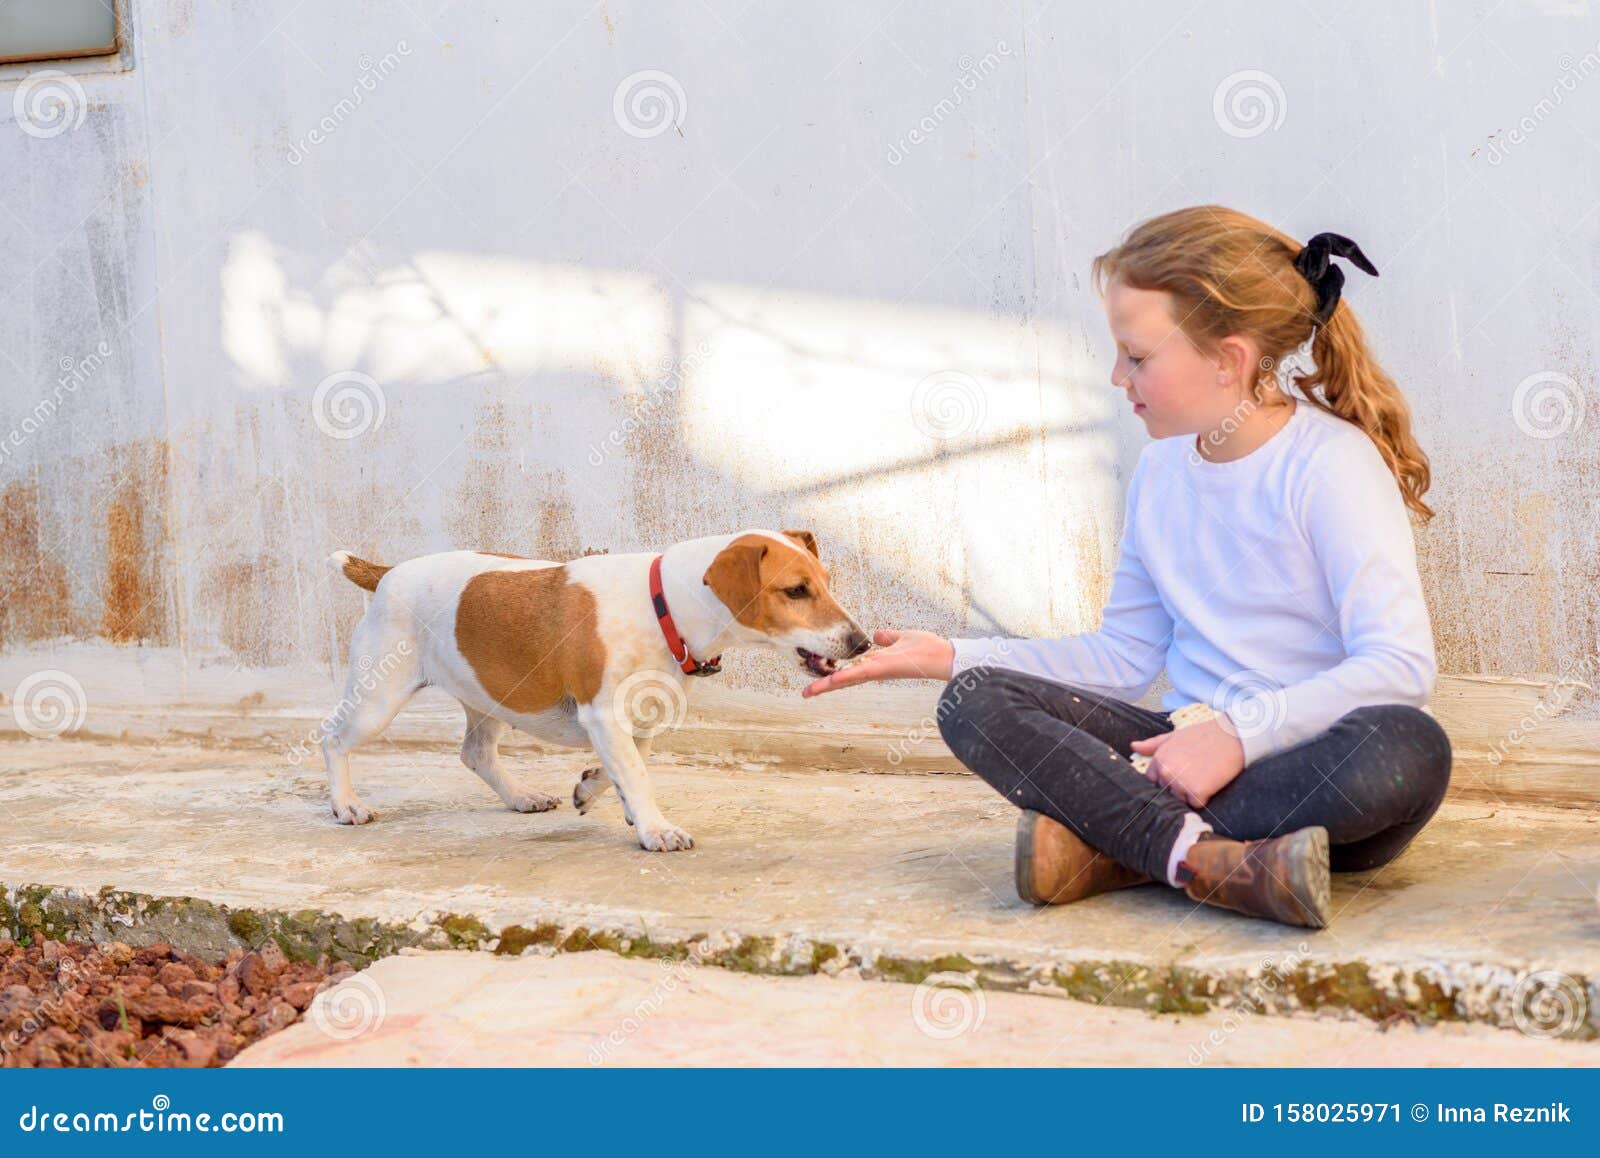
[
  {"x1": 332, "y1": 798, "x2": 376, "y2": 825},
  {"x1": 573, "y1": 767, "x2": 609, "y2": 815},
  {"x1": 637, "y1": 822, "x2": 694, "y2": 852},
  {"x1": 505, "y1": 789, "x2": 559, "y2": 813}
]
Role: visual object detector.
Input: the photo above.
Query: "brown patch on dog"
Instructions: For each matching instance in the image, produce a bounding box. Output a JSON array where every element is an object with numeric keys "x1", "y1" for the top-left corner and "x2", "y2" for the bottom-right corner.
[
  {"x1": 781, "y1": 528, "x2": 820, "y2": 558},
  {"x1": 476, "y1": 551, "x2": 527, "y2": 560},
  {"x1": 339, "y1": 555, "x2": 392, "y2": 591},
  {"x1": 702, "y1": 533, "x2": 849, "y2": 636},
  {"x1": 0, "y1": 483, "x2": 75, "y2": 645},
  {"x1": 456, "y1": 566, "x2": 606, "y2": 711}
]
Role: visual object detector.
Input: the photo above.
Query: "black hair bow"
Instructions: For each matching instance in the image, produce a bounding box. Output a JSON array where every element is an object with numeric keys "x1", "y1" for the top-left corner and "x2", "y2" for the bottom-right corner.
[{"x1": 1292, "y1": 232, "x2": 1379, "y2": 325}]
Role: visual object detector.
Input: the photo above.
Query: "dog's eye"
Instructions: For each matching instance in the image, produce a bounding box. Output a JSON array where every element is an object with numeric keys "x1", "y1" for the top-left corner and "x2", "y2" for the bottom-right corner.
[{"x1": 782, "y1": 584, "x2": 809, "y2": 599}]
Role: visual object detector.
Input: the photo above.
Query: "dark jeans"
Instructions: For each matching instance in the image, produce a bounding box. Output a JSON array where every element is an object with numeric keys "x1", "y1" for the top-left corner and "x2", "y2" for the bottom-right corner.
[{"x1": 936, "y1": 667, "x2": 1452, "y2": 882}]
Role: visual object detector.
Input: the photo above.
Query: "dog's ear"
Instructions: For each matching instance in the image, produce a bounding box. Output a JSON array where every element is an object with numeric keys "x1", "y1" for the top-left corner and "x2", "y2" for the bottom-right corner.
[
  {"x1": 703, "y1": 540, "x2": 768, "y2": 609},
  {"x1": 781, "y1": 529, "x2": 820, "y2": 559}
]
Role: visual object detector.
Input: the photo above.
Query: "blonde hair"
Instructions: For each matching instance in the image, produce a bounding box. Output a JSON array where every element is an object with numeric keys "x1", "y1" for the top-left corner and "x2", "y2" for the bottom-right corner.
[{"x1": 1091, "y1": 205, "x2": 1434, "y2": 522}]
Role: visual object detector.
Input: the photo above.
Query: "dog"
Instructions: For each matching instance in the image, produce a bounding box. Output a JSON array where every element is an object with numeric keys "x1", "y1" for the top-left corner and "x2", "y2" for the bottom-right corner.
[{"x1": 321, "y1": 529, "x2": 870, "y2": 851}]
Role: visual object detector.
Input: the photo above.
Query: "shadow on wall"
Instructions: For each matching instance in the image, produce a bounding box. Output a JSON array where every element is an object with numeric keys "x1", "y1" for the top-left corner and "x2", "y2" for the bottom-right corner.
[
  {"x1": 125, "y1": 229, "x2": 1122, "y2": 684},
  {"x1": 7, "y1": 225, "x2": 1599, "y2": 706}
]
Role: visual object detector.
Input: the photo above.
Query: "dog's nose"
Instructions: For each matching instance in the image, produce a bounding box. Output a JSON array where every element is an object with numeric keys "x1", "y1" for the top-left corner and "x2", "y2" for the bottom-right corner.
[{"x1": 845, "y1": 630, "x2": 872, "y2": 657}]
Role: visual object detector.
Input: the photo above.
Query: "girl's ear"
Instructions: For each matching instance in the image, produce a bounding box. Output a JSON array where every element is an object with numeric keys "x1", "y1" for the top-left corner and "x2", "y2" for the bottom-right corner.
[{"x1": 1215, "y1": 334, "x2": 1256, "y2": 388}]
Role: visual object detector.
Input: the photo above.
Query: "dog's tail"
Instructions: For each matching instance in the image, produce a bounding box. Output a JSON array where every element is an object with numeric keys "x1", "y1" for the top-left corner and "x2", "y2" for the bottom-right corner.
[{"x1": 330, "y1": 550, "x2": 392, "y2": 592}]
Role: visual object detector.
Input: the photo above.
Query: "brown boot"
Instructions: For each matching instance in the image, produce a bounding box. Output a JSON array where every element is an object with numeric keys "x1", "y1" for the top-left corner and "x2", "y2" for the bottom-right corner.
[
  {"x1": 1015, "y1": 809, "x2": 1153, "y2": 905},
  {"x1": 1175, "y1": 826, "x2": 1332, "y2": 928}
]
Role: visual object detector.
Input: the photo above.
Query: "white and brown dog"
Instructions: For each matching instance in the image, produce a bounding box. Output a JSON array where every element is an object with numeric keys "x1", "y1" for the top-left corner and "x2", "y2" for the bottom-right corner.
[{"x1": 322, "y1": 529, "x2": 870, "y2": 851}]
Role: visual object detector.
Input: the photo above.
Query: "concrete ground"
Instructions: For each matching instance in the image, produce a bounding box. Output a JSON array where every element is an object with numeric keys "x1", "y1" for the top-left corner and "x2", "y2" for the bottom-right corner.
[
  {"x1": 2, "y1": 717, "x2": 1598, "y2": 1052},
  {"x1": 236, "y1": 950, "x2": 1600, "y2": 1067}
]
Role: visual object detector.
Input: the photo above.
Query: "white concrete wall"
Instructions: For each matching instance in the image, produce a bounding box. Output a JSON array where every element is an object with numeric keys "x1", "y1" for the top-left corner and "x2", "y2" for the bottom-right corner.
[{"x1": 1, "y1": 1, "x2": 1597, "y2": 703}]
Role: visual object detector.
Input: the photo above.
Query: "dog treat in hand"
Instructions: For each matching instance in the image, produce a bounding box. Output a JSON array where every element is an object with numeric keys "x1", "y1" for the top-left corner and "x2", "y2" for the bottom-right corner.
[{"x1": 1129, "y1": 702, "x2": 1217, "y2": 774}]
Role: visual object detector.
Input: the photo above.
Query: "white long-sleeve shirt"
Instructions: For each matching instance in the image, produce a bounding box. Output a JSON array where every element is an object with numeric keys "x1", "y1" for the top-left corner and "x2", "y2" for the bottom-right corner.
[{"x1": 949, "y1": 401, "x2": 1437, "y2": 766}]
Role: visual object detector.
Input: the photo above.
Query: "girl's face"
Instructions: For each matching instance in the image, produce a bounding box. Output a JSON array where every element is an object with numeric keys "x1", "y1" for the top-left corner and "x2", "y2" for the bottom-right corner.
[{"x1": 1104, "y1": 278, "x2": 1246, "y2": 440}]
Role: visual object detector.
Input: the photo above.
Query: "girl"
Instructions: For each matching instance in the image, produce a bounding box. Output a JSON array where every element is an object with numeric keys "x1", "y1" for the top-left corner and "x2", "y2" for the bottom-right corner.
[{"x1": 802, "y1": 206, "x2": 1451, "y2": 929}]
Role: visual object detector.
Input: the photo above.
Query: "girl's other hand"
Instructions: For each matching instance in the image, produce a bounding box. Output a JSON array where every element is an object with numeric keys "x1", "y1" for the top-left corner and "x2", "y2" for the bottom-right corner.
[
  {"x1": 1128, "y1": 719, "x2": 1246, "y2": 808},
  {"x1": 800, "y1": 629, "x2": 955, "y2": 698}
]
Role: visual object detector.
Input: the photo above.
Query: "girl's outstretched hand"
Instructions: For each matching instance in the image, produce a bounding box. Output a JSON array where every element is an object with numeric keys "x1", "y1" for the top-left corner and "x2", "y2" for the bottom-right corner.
[
  {"x1": 1128, "y1": 719, "x2": 1246, "y2": 809},
  {"x1": 800, "y1": 629, "x2": 955, "y2": 698}
]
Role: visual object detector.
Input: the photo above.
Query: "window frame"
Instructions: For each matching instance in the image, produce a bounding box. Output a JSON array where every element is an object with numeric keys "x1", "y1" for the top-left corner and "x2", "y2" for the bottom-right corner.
[{"x1": 0, "y1": 0, "x2": 122, "y2": 67}]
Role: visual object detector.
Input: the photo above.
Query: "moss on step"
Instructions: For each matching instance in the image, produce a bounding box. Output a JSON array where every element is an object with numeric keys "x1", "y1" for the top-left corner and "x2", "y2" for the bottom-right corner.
[
  {"x1": 1, "y1": 883, "x2": 436, "y2": 966},
  {"x1": 875, "y1": 953, "x2": 981, "y2": 986},
  {"x1": 2, "y1": 880, "x2": 1591, "y2": 1040},
  {"x1": 493, "y1": 923, "x2": 564, "y2": 956},
  {"x1": 438, "y1": 914, "x2": 492, "y2": 950}
]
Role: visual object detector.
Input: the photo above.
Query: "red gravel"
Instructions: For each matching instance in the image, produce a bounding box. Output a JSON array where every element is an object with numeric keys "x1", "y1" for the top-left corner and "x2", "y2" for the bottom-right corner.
[{"x1": 0, "y1": 937, "x2": 356, "y2": 1067}]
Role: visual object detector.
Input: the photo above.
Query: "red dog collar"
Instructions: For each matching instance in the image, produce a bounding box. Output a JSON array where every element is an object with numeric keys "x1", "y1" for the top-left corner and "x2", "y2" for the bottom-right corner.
[{"x1": 650, "y1": 554, "x2": 721, "y2": 676}]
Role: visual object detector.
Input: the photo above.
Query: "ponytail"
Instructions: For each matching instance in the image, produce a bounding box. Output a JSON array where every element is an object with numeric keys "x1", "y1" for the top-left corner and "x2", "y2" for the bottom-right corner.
[{"x1": 1300, "y1": 305, "x2": 1434, "y2": 521}]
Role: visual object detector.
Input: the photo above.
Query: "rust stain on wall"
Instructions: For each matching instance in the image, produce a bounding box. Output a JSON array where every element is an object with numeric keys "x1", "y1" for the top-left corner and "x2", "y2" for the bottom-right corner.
[
  {"x1": 101, "y1": 502, "x2": 150, "y2": 641},
  {"x1": 535, "y1": 487, "x2": 581, "y2": 560},
  {"x1": 203, "y1": 561, "x2": 257, "y2": 659},
  {"x1": 0, "y1": 483, "x2": 76, "y2": 646},
  {"x1": 1551, "y1": 403, "x2": 1600, "y2": 709},
  {"x1": 1414, "y1": 499, "x2": 1479, "y2": 676},
  {"x1": 318, "y1": 464, "x2": 427, "y2": 670},
  {"x1": 1416, "y1": 363, "x2": 1599, "y2": 711},
  {"x1": 0, "y1": 440, "x2": 172, "y2": 651},
  {"x1": 1513, "y1": 490, "x2": 1556, "y2": 673},
  {"x1": 98, "y1": 440, "x2": 172, "y2": 646},
  {"x1": 446, "y1": 399, "x2": 584, "y2": 561},
  {"x1": 200, "y1": 558, "x2": 291, "y2": 664},
  {"x1": 444, "y1": 400, "x2": 514, "y2": 551},
  {"x1": 1071, "y1": 513, "x2": 1109, "y2": 632}
]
